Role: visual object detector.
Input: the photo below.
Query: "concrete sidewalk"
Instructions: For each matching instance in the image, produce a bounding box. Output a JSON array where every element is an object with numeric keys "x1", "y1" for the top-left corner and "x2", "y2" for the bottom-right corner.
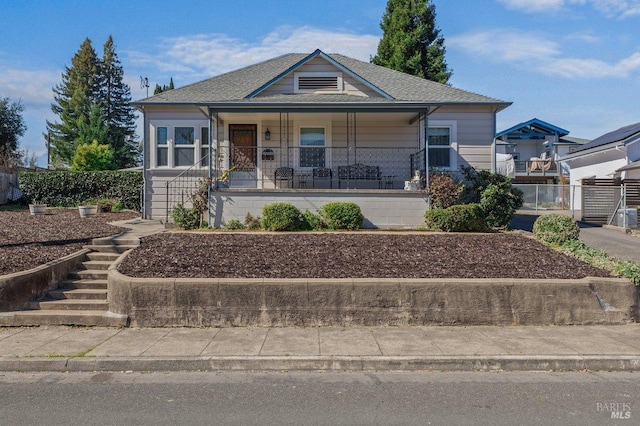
[{"x1": 1, "y1": 325, "x2": 638, "y2": 372}]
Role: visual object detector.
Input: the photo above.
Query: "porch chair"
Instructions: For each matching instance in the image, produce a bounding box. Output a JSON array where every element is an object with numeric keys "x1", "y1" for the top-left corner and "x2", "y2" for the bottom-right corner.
[
  {"x1": 312, "y1": 167, "x2": 333, "y2": 188},
  {"x1": 274, "y1": 167, "x2": 294, "y2": 188}
]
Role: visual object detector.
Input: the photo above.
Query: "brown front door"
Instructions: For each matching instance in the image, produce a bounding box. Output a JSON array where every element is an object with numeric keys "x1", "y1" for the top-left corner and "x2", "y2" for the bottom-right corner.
[{"x1": 230, "y1": 124, "x2": 257, "y2": 171}]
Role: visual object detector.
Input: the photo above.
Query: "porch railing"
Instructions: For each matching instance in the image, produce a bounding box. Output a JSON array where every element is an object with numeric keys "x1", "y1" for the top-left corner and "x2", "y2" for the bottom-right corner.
[
  {"x1": 216, "y1": 145, "x2": 422, "y2": 189},
  {"x1": 514, "y1": 159, "x2": 558, "y2": 176},
  {"x1": 165, "y1": 156, "x2": 209, "y2": 223}
]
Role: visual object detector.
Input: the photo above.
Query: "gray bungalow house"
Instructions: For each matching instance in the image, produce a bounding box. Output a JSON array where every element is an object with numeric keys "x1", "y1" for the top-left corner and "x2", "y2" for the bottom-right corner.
[{"x1": 133, "y1": 49, "x2": 510, "y2": 228}]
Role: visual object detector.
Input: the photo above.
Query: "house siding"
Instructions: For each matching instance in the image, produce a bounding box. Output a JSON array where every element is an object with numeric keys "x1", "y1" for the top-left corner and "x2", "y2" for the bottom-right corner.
[
  {"x1": 567, "y1": 150, "x2": 627, "y2": 209},
  {"x1": 258, "y1": 57, "x2": 382, "y2": 98}
]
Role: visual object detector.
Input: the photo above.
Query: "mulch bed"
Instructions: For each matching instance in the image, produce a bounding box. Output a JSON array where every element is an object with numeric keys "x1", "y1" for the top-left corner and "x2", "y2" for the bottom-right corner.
[
  {"x1": 117, "y1": 232, "x2": 612, "y2": 279},
  {"x1": 0, "y1": 208, "x2": 139, "y2": 275}
]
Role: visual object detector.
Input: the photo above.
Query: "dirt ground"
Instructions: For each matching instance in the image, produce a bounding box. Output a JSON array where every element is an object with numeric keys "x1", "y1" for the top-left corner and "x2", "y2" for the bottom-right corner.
[
  {"x1": 117, "y1": 232, "x2": 611, "y2": 279},
  {"x1": 0, "y1": 208, "x2": 138, "y2": 275}
]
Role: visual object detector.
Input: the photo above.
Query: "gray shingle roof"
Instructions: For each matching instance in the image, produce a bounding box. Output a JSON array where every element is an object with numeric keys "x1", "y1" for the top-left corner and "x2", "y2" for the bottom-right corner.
[{"x1": 134, "y1": 50, "x2": 508, "y2": 107}]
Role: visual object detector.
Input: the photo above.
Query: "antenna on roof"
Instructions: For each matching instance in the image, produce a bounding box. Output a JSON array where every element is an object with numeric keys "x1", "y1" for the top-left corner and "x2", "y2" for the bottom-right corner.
[{"x1": 140, "y1": 76, "x2": 150, "y2": 97}]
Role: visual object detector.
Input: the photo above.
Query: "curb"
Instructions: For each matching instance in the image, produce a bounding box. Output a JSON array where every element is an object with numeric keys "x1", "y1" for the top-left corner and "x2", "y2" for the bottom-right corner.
[{"x1": 2, "y1": 355, "x2": 639, "y2": 373}]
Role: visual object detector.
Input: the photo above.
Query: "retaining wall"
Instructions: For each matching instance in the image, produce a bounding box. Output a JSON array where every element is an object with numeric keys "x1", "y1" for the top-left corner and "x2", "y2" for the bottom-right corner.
[
  {"x1": 0, "y1": 249, "x2": 89, "y2": 312},
  {"x1": 109, "y1": 255, "x2": 639, "y2": 327}
]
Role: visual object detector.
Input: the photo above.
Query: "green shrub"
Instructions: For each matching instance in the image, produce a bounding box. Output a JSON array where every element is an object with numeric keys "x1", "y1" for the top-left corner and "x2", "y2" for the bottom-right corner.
[
  {"x1": 427, "y1": 172, "x2": 464, "y2": 209},
  {"x1": 225, "y1": 219, "x2": 246, "y2": 230},
  {"x1": 172, "y1": 203, "x2": 200, "y2": 230},
  {"x1": 320, "y1": 202, "x2": 364, "y2": 230},
  {"x1": 302, "y1": 209, "x2": 323, "y2": 230},
  {"x1": 460, "y1": 167, "x2": 523, "y2": 228},
  {"x1": 480, "y1": 182, "x2": 524, "y2": 228},
  {"x1": 18, "y1": 170, "x2": 142, "y2": 211},
  {"x1": 533, "y1": 214, "x2": 580, "y2": 245},
  {"x1": 561, "y1": 240, "x2": 640, "y2": 286},
  {"x1": 244, "y1": 213, "x2": 261, "y2": 230},
  {"x1": 260, "y1": 202, "x2": 304, "y2": 231},
  {"x1": 424, "y1": 203, "x2": 487, "y2": 232}
]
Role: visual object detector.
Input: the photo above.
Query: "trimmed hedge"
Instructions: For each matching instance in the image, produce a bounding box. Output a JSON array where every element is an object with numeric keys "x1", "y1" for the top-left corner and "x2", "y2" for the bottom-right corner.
[
  {"x1": 424, "y1": 203, "x2": 488, "y2": 232},
  {"x1": 18, "y1": 170, "x2": 142, "y2": 211},
  {"x1": 533, "y1": 214, "x2": 580, "y2": 246}
]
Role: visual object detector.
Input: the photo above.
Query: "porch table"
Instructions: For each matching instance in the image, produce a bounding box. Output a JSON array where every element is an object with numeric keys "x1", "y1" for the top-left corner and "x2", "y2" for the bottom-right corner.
[
  {"x1": 296, "y1": 173, "x2": 310, "y2": 189},
  {"x1": 383, "y1": 175, "x2": 397, "y2": 189}
]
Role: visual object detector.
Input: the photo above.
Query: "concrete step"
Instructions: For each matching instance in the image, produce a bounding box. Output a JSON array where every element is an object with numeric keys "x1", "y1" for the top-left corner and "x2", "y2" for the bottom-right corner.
[
  {"x1": 77, "y1": 260, "x2": 112, "y2": 271},
  {"x1": 48, "y1": 289, "x2": 108, "y2": 300},
  {"x1": 83, "y1": 244, "x2": 138, "y2": 254},
  {"x1": 58, "y1": 279, "x2": 107, "y2": 290},
  {"x1": 91, "y1": 237, "x2": 140, "y2": 246},
  {"x1": 0, "y1": 310, "x2": 128, "y2": 327},
  {"x1": 87, "y1": 252, "x2": 121, "y2": 262},
  {"x1": 69, "y1": 270, "x2": 107, "y2": 280},
  {"x1": 27, "y1": 299, "x2": 109, "y2": 311}
]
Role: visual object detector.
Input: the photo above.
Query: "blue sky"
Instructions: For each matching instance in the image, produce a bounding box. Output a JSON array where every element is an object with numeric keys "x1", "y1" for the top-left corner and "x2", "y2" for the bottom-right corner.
[{"x1": 1, "y1": 0, "x2": 639, "y2": 166}]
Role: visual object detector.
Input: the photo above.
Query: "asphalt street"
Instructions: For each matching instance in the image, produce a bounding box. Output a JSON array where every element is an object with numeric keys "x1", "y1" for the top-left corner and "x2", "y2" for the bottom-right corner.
[{"x1": 0, "y1": 371, "x2": 637, "y2": 426}]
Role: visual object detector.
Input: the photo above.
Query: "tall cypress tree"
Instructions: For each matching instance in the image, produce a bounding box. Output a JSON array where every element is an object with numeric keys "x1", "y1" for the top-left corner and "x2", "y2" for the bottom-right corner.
[
  {"x1": 47, "y1": 38, "x2": 100, "y2": 166},
  {"x1": 100, "y1": 36, "x2": 138, "y2": 168},
  {"x1": 372, "y1": 0, "x2": 452, "y2": 84}
]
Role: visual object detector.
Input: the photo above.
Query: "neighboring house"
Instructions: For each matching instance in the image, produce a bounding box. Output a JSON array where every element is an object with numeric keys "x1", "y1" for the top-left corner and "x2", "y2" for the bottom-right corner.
[
  {"x1": 133, "y1": 49, "x2": 510, "y2": 228},
  {"x1": 496, "y1": 118, "x2": 587, "y2": 183},
  {"x1": 561, "y1": 122, "x2": 640, "y2": 212}
]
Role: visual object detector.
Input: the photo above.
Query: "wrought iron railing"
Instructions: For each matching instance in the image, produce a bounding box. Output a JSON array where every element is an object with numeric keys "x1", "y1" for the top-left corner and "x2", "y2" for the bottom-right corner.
[
  {"x1": 165, "y1": 156, "x2": 209, "y2": 223},
  {"x1": 215, "y1": 145, "x2": 422, "y2": 189}
]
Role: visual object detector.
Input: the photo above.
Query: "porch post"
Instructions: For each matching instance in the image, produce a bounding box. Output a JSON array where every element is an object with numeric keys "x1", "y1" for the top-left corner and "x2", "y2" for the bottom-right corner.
[{"x1": 424, "y1": 109, "x2": 430, "y2": 208}]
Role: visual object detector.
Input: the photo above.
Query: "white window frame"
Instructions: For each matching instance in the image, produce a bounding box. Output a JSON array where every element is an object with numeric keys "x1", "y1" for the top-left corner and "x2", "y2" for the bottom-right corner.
[
  {"x1": 427, "y1": 120, "x2": 458, "y2": 171},
  {"x1": 295, "y1": 119, "x2": 332, "y2": 171},
  {"x1": 149, "y1": 120, "x2": 209, "y2": 169},
  {"x1": 294, "y1": 72, "x2": 343, "y2": 94}
]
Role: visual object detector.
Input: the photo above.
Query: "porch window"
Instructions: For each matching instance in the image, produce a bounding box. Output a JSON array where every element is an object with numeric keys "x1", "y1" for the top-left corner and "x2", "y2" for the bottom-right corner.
[
  {"x1": 174, "y1": 126, "x2": 194, "y2": 167},
  {"x1": 156, "y1": 126, "x2": 168, "y2": 167},
  {"x1": 200, "y1": 127, "x2": 209, "y2": 167},
  {"x1": 428, "y1": 127, "x2": 451, "y2": 169},
  {"x1": 300, "y1": 127, "x2": 325, "y2": 168}
]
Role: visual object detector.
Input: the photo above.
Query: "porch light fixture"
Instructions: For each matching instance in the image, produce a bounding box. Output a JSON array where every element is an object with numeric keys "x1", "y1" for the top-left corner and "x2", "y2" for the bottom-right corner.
[{"x1": 265, "y1": 128, "x2": 271, "y2": 140}]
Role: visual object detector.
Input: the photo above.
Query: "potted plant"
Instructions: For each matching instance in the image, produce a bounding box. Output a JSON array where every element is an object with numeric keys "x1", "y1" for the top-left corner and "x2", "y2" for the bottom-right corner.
[
  {"x1": 97, "y1": 198, "x2": 117, "y2": 212},
  {"x1": 78, "y1": 199, "x2": 98, "y2": 218},
  {"x1": 28, "y1": 201, "x2": 47, "y2": 215},
  {"x1": 215, "y1": 165, "x2": 237, "y2": 189}
]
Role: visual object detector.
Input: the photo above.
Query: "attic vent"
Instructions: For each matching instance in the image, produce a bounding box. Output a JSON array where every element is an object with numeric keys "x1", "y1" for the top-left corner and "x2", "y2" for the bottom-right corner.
[{"x1": 294, "y1": 72, "x2": 343, "y2": 93}]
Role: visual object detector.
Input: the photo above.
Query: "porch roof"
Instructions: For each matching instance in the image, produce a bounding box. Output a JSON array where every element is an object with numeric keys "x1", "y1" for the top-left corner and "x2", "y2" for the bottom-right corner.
[{"x1": 133, "y1": 50, "x2": 510, "y2": 111}]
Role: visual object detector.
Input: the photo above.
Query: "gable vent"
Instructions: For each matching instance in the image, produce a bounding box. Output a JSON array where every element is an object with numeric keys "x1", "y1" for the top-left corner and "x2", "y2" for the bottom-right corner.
[{"x1": 295, "y1": 72, "x2": 343, "y2": 93}]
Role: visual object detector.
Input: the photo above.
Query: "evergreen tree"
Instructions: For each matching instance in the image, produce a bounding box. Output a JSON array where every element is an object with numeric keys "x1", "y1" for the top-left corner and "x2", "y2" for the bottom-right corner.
[
  {"x1": 75, "y1": 103, "x2": 109, "y2": 147},
  {"x1": 0, "y1": 95, "x2": 27, "y2": 165},
  {"x1": 47, "y1": 36, "x2": 138, "y2": 168},
  {"x1": 372, "y1": 0, "x2": 452, "y2": 84},
  {"x1": 100, "y1": 36, "x2": 138, "y2": 168},
  {"x1": 47, "y1": 38, "x2": 100, "y2": 166},
  {"x1": 154, "y1": 77, "x2": 175, "y2": 95}
]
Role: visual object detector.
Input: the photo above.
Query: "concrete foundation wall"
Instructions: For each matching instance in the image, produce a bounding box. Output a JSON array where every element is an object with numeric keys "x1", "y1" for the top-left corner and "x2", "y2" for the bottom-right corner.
[
  {"x1": 211, "y1": 190, "x2": 428, "y2": 229},
  {"x1": 0, "y1": 250, "x2": 88, "y2": 312},
  {"x1": 109, "y1": 262, "x2": 638, "y2": 327}
]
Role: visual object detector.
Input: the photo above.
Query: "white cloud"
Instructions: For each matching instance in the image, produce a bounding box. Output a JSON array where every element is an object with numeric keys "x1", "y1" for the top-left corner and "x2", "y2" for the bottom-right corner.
[
  {"x1": 448, "y1": 30, "x2": 560, "y2": 62},
  {"x1": 449, "y1": 29, "x2": 640, "y2": 78},
  {"x1": 497, "y1": 0, "x2": 640, "y2": 18},
  {"x1": 0, "y1": 66, "x2": 59, "y2": 106},
  {"x1": 128, "y1": 26, "x2": 379, "y2": 80}
]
